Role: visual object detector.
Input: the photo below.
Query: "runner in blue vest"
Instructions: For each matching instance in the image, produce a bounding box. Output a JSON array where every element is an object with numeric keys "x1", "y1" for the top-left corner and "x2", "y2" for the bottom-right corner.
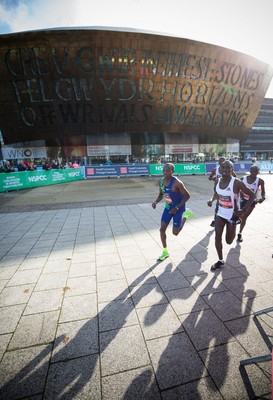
[{"x1": 152, "y1": 163, "x2": 194, "y2": 261}]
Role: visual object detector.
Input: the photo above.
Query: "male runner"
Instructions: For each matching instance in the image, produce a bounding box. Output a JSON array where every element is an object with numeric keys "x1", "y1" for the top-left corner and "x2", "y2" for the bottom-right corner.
[
  {"x1": 208, "y1": 157, "x2": 236, "y2": 227},
  {"x1": 152, "y1": 163, "x2": 194, "y2": 261},
  {"x1": 237, "y1": 165, "x2": 265, "y2": 242},
  {"x1": 207, "y1": 160, "x2": 255, "y2": 271}
]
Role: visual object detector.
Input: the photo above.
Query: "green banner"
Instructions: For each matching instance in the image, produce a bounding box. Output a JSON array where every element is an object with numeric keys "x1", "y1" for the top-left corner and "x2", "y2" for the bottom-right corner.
[
  {"x1": 0, "y1": 168, "x2": 84, "y2": 192},
  {"x1": 149, "y1": 163, "x2": 206, "y2": 175}
]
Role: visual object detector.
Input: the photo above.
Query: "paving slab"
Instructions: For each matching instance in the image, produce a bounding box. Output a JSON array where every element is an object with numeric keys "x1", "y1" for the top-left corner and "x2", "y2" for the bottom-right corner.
[{"x1": 0, "y1": 174, "x2": 272, "y2": 399}]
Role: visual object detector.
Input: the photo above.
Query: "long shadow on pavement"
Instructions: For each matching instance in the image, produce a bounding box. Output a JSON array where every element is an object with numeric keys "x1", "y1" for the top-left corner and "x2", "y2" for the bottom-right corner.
[
  {"x1": 124, "y1": 237, "x2": 267, "y2": 399},
  {"x1": 2, "y1": 232, "x2": 269, "y2": 399},
  {"x1": 0, "y1": 260, "x2": 163, "y2": 399}
]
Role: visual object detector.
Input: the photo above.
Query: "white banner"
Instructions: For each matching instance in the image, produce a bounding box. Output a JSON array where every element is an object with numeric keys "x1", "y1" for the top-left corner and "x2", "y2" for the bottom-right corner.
[
  {"x1": 165, "y1": 143, "x2": 198, "y2": 154},
  {"x1": 2, "y1": 146, "x2": 47, "y2": 160},
  {"x1": 87, "y1": 145, "x2": 131, "y2": 156},
  {"x1": 226, "y1": 138, "x2": 240, "y2": 153}
]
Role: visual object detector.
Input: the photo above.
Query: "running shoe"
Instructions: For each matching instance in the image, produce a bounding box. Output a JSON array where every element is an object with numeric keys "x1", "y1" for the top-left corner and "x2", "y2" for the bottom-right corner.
[
  {"x1": 184, "y1": 208, "x2": 194, "y2": 219},
  {"x1": 211, "y1": 260, "x2": 224, "y2": 271},
  {"x1": 237, "y1": 233, "x2": 243, "y2": 242},
  {"x1": 158, "y1": 249, "x2": 170, "y2": 261}
]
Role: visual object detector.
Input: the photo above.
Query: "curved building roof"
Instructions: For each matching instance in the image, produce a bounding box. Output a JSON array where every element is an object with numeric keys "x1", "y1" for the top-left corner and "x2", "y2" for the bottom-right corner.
[{"x1": 0, "y1": 27, "x2": 272, "y2": 144}]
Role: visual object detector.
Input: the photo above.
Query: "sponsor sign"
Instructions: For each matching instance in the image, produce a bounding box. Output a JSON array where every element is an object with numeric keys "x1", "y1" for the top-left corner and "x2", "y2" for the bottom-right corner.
[
  {"x1": 2, "y1": 146, "x2": 47, "y2": 160},
  {"x1": 258, "y1": 161, "x2": 273, "y2": 172},
  {"x1": 0, "y1": 168, "x2": 84, "y2": 192},
  {"x1": 86, "y1": 166, "x2": 119, "y2": 177},
  {"x1": 86, "y1": 164, "x2": 150, "y2": 177},
  {"x1": 234, "y1": 162, "x2": 252, "y2": 172},
  {"x1": 149, "y1": 163, "x2": 206, "y2": 175},
  {"x1": 87, "y1": 144, "x2": 131, "y2": 156},
  {"x1": 119, "y1": 164, "x2": 150, "y2": 176},
  {"x1": 205, "y1": 162, "x2": 253, "y2": 174}
]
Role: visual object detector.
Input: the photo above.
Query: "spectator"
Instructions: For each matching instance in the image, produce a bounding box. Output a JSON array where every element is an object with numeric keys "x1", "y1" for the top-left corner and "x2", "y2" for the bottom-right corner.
[
  {"x1": 72, "y1": 161, "x2": 80, "y2": 168},
  {"x1": 50, "y1": 160, "x2": 59, "y2": 169},
  {"x1": 3, "y1": 161, "x2": 15, "y2": 172},
  {"x1": 17, "y1": 160, "x2": 26, "y2": 171},
  {"x1": 27, "y1": 162, "x2": 36, "y2": 171},
  {"x1": 42, "y1": 160, "x2": 51, "y2": 170}
]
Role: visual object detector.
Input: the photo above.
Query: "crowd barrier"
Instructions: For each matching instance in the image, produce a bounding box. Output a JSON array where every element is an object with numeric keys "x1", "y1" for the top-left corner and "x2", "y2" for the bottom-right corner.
[
  {"x1": 0, "y1": 161, "x2": 272, "y2": 192},
  {"x1": 85, "y1": 163, "x2": 206, "y2": 178},
  {"x1": 85, "y1": 161, "x2": 272, "y2": 178},
  {"x1": 0, "y1": 167, "x2": 84, "y2": 193}
]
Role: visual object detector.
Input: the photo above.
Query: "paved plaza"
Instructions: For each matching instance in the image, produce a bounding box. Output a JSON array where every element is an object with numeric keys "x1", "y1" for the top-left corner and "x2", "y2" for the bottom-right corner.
[{"x1": 0, "y1": 174, "x2": 272, "y2": 399}]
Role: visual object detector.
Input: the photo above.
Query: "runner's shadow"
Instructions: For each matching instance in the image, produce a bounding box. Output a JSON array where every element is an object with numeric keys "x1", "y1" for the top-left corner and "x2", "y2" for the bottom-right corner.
[
  {"x1": 0, "y1": 262, "x2": 162, "y2": 399},
  {"x1": 124, "y1": 242, "x2": 257, "y2": 398},
  {"x1": 0, "y1": 232, "x2": 213, "y2": 399},
  {"x1": 143, "y1": 231, "x2": 213, "y2": 326}
]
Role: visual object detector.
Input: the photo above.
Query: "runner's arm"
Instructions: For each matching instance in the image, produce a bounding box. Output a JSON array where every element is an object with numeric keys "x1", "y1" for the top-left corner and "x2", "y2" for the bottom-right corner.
[
  {"x1": 235, "y1": 180, "x2": 255, "y2": 214},
  {"x1": 152, "y1": 180, "x2": 164, "y2": 208},
  {"x1": 174, "y1": 180, "x2": 190, "y2": 210},
  {"x1": 258, "y1": 178, "x2": 266, "y2": 202},
  {"x1": 207, "y1": 191, "x2": 219, "y2": 207},
  {"x1": 208, "y1": 167, "x2": 216, "y2": 181}
]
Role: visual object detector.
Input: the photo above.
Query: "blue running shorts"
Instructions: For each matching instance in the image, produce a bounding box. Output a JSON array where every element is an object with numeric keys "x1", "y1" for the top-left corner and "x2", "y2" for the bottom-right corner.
[{"x1": 161, "y1": 207, "x2": 184, "y2": 227}]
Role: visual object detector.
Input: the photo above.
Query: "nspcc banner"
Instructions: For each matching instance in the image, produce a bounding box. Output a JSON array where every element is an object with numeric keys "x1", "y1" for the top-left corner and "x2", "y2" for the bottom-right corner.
[
  {"x1": 149, "y1": 163, "x2": 205, "y2": 175},
  {"x1": 0, "y1": 168, "x2": 84, "y2": 192}
]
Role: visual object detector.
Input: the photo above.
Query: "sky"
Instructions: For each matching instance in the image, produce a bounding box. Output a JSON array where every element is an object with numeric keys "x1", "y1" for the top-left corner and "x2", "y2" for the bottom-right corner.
[{"x1": 0, "y1": 0, "x2": 273, "y2": 98}]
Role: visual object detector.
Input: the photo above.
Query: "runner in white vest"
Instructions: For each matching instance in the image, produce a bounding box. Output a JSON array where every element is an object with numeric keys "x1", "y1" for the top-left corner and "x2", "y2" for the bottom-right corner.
[
  {"x1": 207, "y1": 160, "x2": 255, "y2": 271},
  {"x1": 237, "y1": 165, "x2": 265, "y2": 242},
  {"x1": 208, "y1": 157, "x2": 236, "y2": 227}
]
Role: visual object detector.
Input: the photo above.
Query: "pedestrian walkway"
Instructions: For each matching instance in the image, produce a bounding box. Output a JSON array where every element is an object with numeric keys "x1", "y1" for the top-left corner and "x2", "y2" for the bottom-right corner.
[{"x1": 0, "y1": 175, "x2": 272, "y2": 399}]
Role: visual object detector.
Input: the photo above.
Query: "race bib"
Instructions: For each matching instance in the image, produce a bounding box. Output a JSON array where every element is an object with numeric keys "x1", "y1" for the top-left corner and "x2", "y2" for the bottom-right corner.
[{"x1": 219, "y1": 195, "x2": 232, "y2": 209}]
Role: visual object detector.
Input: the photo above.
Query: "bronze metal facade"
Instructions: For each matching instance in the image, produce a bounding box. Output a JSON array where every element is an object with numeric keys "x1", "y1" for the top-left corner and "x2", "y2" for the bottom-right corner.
[{"x1": 0, "y1": 28, "x2": 272, "y2": 145}]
